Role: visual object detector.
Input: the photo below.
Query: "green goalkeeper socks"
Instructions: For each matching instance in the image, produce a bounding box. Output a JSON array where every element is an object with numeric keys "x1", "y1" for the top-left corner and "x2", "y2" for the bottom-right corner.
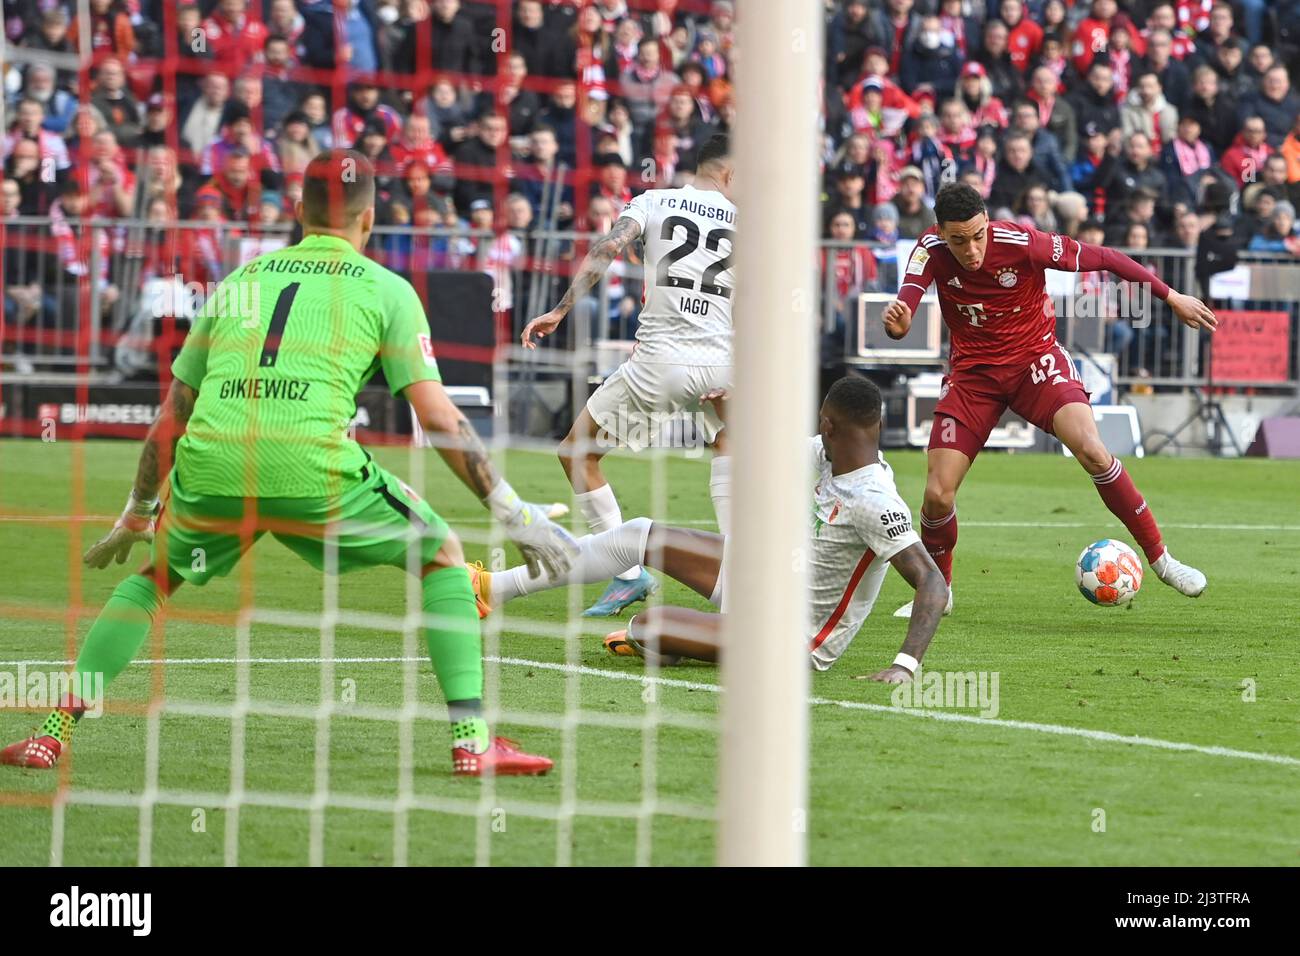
[
  {"x1": 421, "y1": 566, "x2": 488, "y2": 750},
  {"x1": 40, "y1": 574, "x2": 163, "y2": 744}
]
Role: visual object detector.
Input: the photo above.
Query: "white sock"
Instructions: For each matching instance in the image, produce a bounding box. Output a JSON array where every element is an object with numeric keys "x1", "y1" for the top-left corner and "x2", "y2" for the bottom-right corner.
[
  {"x1": 575, "y1": 484, "x2": 641, "y2": 580},
  {"x1": 708, "y1": 564, "x2": 726, "y2": 610},
  {"x1": 709, "y1": 455, "x2": 731, "y2": 536},
  {"x1": 493, "y1": 517, "x2": 653, "y2": 605}
]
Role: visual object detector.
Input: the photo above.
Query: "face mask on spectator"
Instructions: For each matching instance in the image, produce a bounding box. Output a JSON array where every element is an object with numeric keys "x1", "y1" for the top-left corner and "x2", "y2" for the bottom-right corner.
[{"x1": 921, "y1": 31, "x2": 941, "y2": 50}]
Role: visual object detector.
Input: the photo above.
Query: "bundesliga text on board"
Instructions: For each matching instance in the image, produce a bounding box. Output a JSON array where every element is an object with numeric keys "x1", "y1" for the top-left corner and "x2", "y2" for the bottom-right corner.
[{"x1": 49, "y1": 886, "x2": 151, "y2": 936}]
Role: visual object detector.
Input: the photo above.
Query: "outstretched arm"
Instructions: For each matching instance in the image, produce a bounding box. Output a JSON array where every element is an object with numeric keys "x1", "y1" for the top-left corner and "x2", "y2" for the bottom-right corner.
[
  {"x1": 405, "y1": 380, "x2": 576, "y2": 577},
  {"x1": 521, "y1": 215, "x2": 643, "y2": 348},
  {"x1": 862, "y1": 542, "x2": 946, "y2": 683},
  {"x1": 1074, "y1": 240, "x2": 1218, "y2": 332},
  {"x1": 84, "y1": 379, "x2": 197, "y2": 568}
]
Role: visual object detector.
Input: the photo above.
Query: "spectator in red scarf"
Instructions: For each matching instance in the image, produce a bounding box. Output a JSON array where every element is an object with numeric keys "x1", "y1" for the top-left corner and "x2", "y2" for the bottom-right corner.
[
  {"x1": 392, "y1": 113, "x2": 450, "y2": 175},
  {"x1": 961, "y1": 126, "x2": 1001, "y2": 200},
  {"x1": 1138, "y1": 3, "x2": 1197, "y2": 61},
  {"x1": 821, "y1": 208, "x2": 878, "y2": 352},
  {"x1": 1220, "y1": 115, "x2": 1273, "y2": 186},
  {"x1": 1029, "y1": 65, "x2": 1078, "y2": 164},
  {"x1": 621, "y1": 36, "x2": 680, "y2": 130},
  {"x1": 1106, "y1": 23, "x2": 1137, "y2": 100},
  {"x1": 957, "y1": 62, "x2": 1009, "y2": 130},
  {"x1": 1073, "y1": 0, "x2": 1136, "y2": 77},
  {"x1": 4, "y1": 98, "x2": 71, "y2": 174},
  {"x1": 591, "y1": 152, "x2": 632, "y2": 214},
  {"x1": 1121, "y1": 72, "x2": 1178, "y2": 155},
  {"x1": 198, "y1": 146, "x2": 259, "y2": 221},
  {"x1": 937, "y1": 98, "x2": 977, "y2": 164},
  {"x1": 86, "y1": 130, "x2": 136, "y2": 217},
  {"x1": 1161, "y1": 113, "x2": 1215, "y2": 206},
  {"x1": 609, "y1": 17, "x2": 643, "y2": 79},
  {"x1": 1031, "y1": 35, "x2": 1069, "y2": 92},
  {"x1": 203, "y1": 0, "x2": 269, "y2": 73},
  {"x1": 1070, "y1": 122, "x2": 1119, "y2": 218},
  {"x1": 556, "y1": 5, "x2": 613, "y2": 100},
  {"x1": 999, "y1": 0, "x2": 1042, "y2": 74},
  {"x1": 332, "y1": 80, "x2": 403, "y2": 150},
  {"x1": 937, "y1": 0, "x2": 980, "y2": 57},
  {"x1": 199, "y1": 103, "x2": 281, "y2": 189},
  {"x1": 648, "y1": 85, "x2": 715, "y2": 177}
]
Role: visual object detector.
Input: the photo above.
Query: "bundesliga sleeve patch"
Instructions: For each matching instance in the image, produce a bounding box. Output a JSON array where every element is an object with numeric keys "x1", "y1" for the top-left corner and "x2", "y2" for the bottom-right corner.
[
  {"x1": 906, "y1": 248, "x2": 930, "y2": 276},
  {"x1": 418, "y1": 334, "x2": 437, "y2": 366}
]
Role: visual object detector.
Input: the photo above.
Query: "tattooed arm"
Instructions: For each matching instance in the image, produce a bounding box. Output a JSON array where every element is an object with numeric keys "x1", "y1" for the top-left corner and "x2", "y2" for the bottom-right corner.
[
  {"x1": 133, "y1": 379, "x2": 197, "y2": 501},
  {"x1": 404, "y1": 380, "x2": 577, "y2": 577},
  {"x1": 521, "y1": 215, "x2": 643, "y2": 348},
  {"x1": 405, "y1": 380, "x2": 501, "y2": 498},
  {"x1": 83, "y1": 379, "x2": 197, "y2": 569}
]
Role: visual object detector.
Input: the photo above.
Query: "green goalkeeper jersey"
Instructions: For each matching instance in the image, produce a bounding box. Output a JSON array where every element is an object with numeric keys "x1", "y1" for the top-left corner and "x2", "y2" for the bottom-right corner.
[{"x1": 171, "y1": 233, "x2": 441, "y2": 498}]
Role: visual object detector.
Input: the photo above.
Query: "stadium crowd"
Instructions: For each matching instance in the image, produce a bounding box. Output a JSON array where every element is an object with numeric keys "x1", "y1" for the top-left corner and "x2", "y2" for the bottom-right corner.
[{"x1": 5, "y1": 0, "x2": 1300, "y2": 361}]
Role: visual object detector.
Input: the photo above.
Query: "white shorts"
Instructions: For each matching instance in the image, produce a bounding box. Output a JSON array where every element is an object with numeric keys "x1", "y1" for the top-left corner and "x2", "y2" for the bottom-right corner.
[{"x1": 586, "y1": 360, "x2": 731, "y2": 452}]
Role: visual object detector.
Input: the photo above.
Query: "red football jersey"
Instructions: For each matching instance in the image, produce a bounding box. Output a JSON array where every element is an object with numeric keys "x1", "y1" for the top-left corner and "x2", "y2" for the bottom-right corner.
[{"x1": 898, "y1": 221, "x2": 1085, "y2": 371}]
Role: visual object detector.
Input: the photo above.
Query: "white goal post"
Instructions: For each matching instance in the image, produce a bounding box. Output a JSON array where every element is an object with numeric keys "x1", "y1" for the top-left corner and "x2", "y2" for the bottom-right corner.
[{"x1": 720, "y1": 0, "x2": 822, "y2": 866}]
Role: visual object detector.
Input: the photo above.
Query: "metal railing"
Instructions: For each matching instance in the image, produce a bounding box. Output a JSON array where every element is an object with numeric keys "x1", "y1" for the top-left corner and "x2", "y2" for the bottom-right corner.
[{"x1": 4, "y1": 216, "x2": 1298, "y2": 392}]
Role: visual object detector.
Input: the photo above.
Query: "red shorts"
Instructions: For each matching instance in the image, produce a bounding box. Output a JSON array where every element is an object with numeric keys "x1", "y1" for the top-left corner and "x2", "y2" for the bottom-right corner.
[{"x1": 928, "y1": 341, "x2": 1090, "y2": 460}]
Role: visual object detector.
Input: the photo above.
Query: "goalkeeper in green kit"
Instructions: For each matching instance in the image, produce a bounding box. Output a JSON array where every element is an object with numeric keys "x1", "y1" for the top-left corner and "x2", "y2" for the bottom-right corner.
[{"x1": 2, "y1": 150, "x2": 575, "y2": 776}]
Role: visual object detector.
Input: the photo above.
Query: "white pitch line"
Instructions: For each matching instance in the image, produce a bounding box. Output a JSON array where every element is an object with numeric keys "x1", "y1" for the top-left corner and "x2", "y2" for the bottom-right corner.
[
  {"x1": 2, "y1": 515, "x2": 1298, "y2": 532},
  {"x1": 3, "y1": 653, "x2": 1297, "y2": 769}
]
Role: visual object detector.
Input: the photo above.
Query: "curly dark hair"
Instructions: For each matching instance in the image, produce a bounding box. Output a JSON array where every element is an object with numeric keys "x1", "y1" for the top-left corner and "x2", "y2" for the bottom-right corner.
[
  {"x1": 825, "y1": 375, "x2": 882, "y2": 427},
  {"x1": 934, "y1": 182, "x2": 987, "y2": 225}
]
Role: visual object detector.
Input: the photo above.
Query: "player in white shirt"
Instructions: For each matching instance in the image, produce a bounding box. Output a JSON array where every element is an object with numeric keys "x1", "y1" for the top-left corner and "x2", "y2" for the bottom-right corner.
[
  {"x1": 467, "y1": 378, "x2": 948, "y2": 680},
  {"x1": 521, "y1": 134, "x2": 736, "y2": 617}
]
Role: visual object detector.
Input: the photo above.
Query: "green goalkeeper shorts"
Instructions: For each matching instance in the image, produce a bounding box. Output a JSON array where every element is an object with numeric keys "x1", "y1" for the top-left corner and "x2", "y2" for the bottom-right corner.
[{"x1": 154, "y1": 460, "x2": 451, "y2": 585}]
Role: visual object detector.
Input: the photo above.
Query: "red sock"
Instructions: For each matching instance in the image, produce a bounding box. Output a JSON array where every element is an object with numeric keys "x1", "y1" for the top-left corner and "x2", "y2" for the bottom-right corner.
[
  {"x1": 919, "y1": 508, "x2": 957, "y2": 585},
  {"x1": 1092, "y1": 458, "x2": 1165, "y2": 564}
]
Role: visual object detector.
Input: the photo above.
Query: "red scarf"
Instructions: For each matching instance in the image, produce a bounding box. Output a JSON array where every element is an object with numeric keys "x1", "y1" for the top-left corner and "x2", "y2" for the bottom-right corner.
[{"x1": 1172, "y1": 137, "x2": 1210, "y2": 176}]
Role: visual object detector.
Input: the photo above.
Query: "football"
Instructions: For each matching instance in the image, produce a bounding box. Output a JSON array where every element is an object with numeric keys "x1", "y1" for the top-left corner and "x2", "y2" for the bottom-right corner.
[{"x1": 1076, "y1": 539, "x2": 1144, "y2": 606}]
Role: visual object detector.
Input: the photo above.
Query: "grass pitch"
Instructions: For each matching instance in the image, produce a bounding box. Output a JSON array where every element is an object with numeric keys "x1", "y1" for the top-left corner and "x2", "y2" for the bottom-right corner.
[{"x1": 0, "y1": 438, "x2": 1297, "y2": 866}]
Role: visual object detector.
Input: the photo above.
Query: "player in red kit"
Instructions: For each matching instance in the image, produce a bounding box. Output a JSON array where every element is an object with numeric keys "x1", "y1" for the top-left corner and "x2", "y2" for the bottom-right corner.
[{"x1": 885, "y1": 183, "x2": 1215, "y2": 617}]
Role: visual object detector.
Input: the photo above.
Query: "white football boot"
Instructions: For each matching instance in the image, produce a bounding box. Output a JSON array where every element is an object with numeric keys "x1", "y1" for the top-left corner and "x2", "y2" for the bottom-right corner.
[
  {"x1": 893, "y1": 588, "x2": 954, "y2": 619},
  {"x1": 1151, "y1": 550, "x2": 1207, "y2": 597}
]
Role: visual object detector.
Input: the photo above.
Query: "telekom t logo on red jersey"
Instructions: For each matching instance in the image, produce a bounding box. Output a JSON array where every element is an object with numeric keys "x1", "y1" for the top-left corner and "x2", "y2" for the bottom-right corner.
[{"x1": 955, "y1": 302, "x2": 987, "y2": 327}]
